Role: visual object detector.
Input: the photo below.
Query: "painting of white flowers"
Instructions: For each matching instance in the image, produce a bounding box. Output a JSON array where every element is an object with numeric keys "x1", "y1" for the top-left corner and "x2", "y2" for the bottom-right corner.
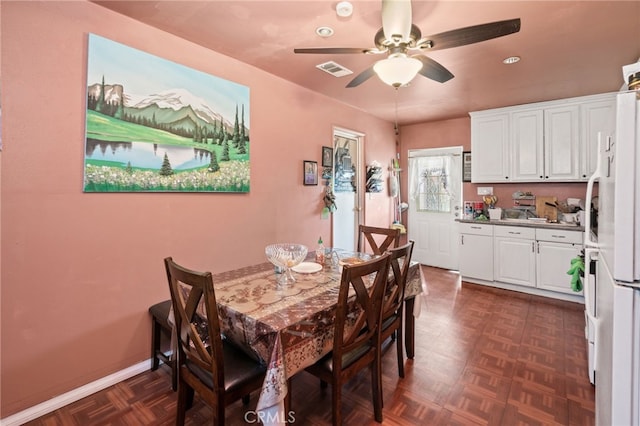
[{"x1": 84, "y1": 34, "x2": 250, "y2": 192}]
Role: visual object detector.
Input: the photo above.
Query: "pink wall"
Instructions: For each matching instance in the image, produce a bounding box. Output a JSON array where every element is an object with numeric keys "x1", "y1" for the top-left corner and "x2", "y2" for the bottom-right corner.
[
  {"x1": 398, "y1": 117, "x2": 589, "y2": 228},
  {"x1": 0, "y1": 1, "x2": 395, "y2": 416}
]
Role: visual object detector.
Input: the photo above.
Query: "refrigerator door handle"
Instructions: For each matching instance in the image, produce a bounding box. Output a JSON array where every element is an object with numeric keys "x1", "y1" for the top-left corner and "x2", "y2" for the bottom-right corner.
[
  {"x1": 584, "y1": 134, "x2": 602, "y2": 249},
  {"x1": 584, "y1": 248, "x2": 598, "y2": 318},
  {"x1": 584, "y1": 247, "x2": 600, "y2": 370}
]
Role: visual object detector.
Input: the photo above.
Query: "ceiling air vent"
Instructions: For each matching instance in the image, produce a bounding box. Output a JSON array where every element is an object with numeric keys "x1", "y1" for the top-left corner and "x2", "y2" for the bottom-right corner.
[{"x1": 316, "y1": 61, "x2": 353, "y2": 78}]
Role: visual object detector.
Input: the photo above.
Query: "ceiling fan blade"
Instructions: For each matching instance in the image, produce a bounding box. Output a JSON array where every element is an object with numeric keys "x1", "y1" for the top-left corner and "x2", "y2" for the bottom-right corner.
[
  {"x1": 294, "y1": 47, "x2": 372, "y2": 54},
  {"x1": 382, "y1": 0, "x2": 412, "y2": 42},
  {"x1": 414, "y1": 55, "x2": 454, "y2": 83},
  {"x1": 346, "y1": 66, "x2": 376, "y2": 88},
  {"x1": 421, "y1": 18, "x2": 521, "y2": 51}
]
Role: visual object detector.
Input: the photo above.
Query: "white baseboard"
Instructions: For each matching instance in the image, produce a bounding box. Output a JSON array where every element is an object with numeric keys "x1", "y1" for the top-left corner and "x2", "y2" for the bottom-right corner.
[
  {"x1": 462, "y1": 277, "x2": 585, "y2": 304},
  {"x1": 0, "y1": 360, "x2": 151, "y2": 426}
]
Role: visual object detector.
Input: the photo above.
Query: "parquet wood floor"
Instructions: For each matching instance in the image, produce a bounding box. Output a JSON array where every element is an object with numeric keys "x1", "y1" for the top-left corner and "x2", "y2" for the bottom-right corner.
[{"x1": 26, "y1": 266, "x2": 594, "y2": 425}]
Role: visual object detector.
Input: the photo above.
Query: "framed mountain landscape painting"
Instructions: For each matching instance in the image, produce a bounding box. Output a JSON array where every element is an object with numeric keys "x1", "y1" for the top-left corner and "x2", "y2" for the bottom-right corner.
[{"x1": 83, "y1": 34, "x2": 250, "y2": 192}]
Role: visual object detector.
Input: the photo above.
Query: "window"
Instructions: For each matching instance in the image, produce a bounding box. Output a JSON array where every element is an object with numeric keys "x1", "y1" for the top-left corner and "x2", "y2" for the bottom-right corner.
[{"x1": 416, "y1": 155, "x2": 452, "y2": 212}]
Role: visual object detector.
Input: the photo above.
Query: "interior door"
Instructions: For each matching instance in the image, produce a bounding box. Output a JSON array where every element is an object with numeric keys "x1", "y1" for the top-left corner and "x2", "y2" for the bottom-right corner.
[
  {"x1": 332, "y1": 128, "x2": 362, "y2": 251},
  {"x1": 407, "y1": 147, "x2": 462, "y2": 269}
]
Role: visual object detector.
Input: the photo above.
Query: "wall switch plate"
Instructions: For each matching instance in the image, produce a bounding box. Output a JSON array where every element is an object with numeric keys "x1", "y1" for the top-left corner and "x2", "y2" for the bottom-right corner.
[{"x1": 477, "y1": 187, "x2": 494, "y2": 195}]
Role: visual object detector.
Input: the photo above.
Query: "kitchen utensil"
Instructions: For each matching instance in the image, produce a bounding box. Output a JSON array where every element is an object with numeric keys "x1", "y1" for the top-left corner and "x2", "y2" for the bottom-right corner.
[
  {"x1": 567, "y1": 198, "x2": 582, "y2": 207},
  {"x1": 291, "y1": 262, "x2": 323, "y2": 274},
  {"x1": 488, "y1": 208, "x2": 502, "y2": 220},
  {"x1": 560, "y1": 212, "x2": 579, "y2": 224},
  {"x1": 483, "y1": 195, "x2": 498, "y2": 208},
  {"x1": 556, "y1": 201, "x2": 572, "y2": 213},
  {"x1": 265, "y1": 243, "x2": 308, "y2": 285},
  {"x1": 528, "y1": 217, "x2": 548, "y2": 223},
  {"x1": 504, "y1": 208, "x2": 521, "y2": 219},
  {"x1": 536, "y1": 196, "x2": 558, "y2": 222}
]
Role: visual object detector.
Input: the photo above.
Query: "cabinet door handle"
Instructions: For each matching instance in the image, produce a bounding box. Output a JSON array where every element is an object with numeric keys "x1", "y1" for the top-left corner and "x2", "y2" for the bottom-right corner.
[
  {"x1": 533, "y1": 242, "x2": 536, "y2": 253},
  {"x1": 470, "y1": 226, "x2": 481, "y2": 229},
  {"x1": 508, "y1": 231, "x2": 521, "y2": 235},
  {"x1": 551, "y1": 235, "x2": 566, "y2": 239},
  {"x1": 461, "y1": 235, "x2": 464, "y2": 245}
]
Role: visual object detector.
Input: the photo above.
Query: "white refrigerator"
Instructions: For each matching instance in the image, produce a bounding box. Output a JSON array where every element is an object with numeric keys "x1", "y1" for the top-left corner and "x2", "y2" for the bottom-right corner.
[{"x1": 585, "y1": 90, "x2": 640, "y2": 425}]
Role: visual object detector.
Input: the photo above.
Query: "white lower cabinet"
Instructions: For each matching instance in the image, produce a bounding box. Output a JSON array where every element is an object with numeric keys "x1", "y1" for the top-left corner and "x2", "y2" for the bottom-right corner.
[
  {"x1": 535, "y1": 229, "x2": 583, "y2": 295},
  {"x1": 460, "y1": 223, "x2": 584, "y2": 300},
  {"x1": 494, "y1": 226, "x2": 536, "y2": 287},
  {"x1": 459, "y1": 223, "x2": 494, "y2": 281}
]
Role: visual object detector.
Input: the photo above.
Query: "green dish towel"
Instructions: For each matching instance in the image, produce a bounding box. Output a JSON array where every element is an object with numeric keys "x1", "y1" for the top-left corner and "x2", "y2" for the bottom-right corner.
[{"x1": 567, "y1": 256, "x2": 585, "y2": 292}]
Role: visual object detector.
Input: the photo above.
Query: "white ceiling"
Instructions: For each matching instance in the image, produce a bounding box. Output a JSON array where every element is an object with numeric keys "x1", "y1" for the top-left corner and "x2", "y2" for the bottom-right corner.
[{"x1": 93, "y1": 1, "x2": 640, "y2": 125}]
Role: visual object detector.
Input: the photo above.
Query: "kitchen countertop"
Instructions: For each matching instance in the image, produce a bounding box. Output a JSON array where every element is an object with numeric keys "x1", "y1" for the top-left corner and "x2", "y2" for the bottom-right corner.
[{"x1": 457, "y1": 218, "x2": 584, "y2": 232}]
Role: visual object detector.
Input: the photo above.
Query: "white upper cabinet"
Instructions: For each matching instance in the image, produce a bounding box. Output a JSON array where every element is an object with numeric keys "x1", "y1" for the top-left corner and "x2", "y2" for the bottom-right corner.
[
  {"x1": 544, "y1": 105, "x2": 580, "y2": 181},
  {"x1": 470, "y1": 112, "x2": 510, "y2": 182},
  {"x1": 511, "y1": 109, "x2": 544, "y2": 181},
  {"x1": 580, "y1": 96, "x2": 616, "y2": 180},
  {"x1": 470, "y1": 93, "x2": 616, "y2": 183}
]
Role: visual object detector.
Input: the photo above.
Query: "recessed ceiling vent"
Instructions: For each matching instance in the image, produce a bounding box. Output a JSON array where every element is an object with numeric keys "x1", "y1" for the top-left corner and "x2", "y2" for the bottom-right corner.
[{"x1": 316, "y1": 61, "x2": 353, "y2": 78}]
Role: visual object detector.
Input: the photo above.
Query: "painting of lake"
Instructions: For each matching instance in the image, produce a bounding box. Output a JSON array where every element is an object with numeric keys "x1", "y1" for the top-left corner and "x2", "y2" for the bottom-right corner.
[{"x1": 84, "y1": 34, "x2": 250, "y2": 192}]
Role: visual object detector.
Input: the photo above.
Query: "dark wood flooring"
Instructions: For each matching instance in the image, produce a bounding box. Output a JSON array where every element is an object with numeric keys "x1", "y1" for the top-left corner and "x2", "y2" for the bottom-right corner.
[{"x1": 26, "y1": 266, "x2": 595, "y2": 425}]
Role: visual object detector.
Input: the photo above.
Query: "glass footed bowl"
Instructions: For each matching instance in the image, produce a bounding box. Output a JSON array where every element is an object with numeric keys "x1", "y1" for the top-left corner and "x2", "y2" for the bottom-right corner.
[{"x1": 265, "y1": 243, "x2": 308, "y2": 285}]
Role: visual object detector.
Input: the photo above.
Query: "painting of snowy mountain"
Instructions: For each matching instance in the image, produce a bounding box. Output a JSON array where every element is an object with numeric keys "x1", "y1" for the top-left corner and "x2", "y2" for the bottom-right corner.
[{"x1": 84, "y1": 34, "x2": 250, "y2": 192}]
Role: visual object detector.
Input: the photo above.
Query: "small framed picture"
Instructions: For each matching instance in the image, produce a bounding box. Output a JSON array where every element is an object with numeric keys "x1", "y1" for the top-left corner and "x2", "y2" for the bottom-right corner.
[
  {"x1": 303, "y1": 160, "x2": 318, "y2": 186},
  {"x1": 462, "y1": 151, "x2": 472, "y2": 182},
  {"x1": 322, "y1": 146, "x2": 333, "y2": 168}
]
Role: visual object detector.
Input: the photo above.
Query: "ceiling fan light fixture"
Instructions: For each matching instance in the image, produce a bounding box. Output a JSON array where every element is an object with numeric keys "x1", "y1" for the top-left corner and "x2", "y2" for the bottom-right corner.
[
  {"x1": 373, "y1": 56, "x2": 423, "y2": 87},
  {"x1": 315, "y1": 26, "x2": 334, "y2": 38}
]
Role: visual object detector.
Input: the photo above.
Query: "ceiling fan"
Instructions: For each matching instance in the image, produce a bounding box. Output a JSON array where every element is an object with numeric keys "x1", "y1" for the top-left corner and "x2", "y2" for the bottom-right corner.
[{"x1": 294, "y1": 0, "x2": 521, "y2": 88}]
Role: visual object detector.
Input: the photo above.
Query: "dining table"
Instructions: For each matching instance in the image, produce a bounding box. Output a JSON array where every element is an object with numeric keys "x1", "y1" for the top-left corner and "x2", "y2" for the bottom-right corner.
[{"x1": 202, "y1": 249, "x2": 426, "y2": 425}]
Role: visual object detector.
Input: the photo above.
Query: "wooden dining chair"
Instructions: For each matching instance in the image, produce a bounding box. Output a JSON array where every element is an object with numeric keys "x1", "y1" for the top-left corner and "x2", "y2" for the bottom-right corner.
[
  {"x1": 380, "y1": 240, "x2": 415, "y2": 378},
  {"x1": 303, "y1": 252, "x2": 391, "y2": 425},
  {"x1": 358, "y1": 225, "x2": 400, "y2": 255},
  {"x1": 164, "y1": 257, "x2": 267, "y2": 426}
]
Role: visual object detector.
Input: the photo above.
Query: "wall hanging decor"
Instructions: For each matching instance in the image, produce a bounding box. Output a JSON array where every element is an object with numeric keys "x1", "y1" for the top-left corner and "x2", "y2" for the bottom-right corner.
[
  {"x1": 83, "y1": 34, "x2": 250, "y2": 192},
  {"x1": 322, "y1": 146, "x2": 333, "y2": 181},
  {"x1": 322, "y1": 146, "x2": 333, "y2": 167},
  {"x1": 322, "y1": 178, "x2": 337, "y2": 218},
  {"x1": 462, "y1": 151, "x2": 472, "y2": 182},
  {"x1": 303, "y1": 160, "x2": 318, "y2": 186},
  {"x1": 365, "y1": 162, "x2": 383, "y2": 193}
]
